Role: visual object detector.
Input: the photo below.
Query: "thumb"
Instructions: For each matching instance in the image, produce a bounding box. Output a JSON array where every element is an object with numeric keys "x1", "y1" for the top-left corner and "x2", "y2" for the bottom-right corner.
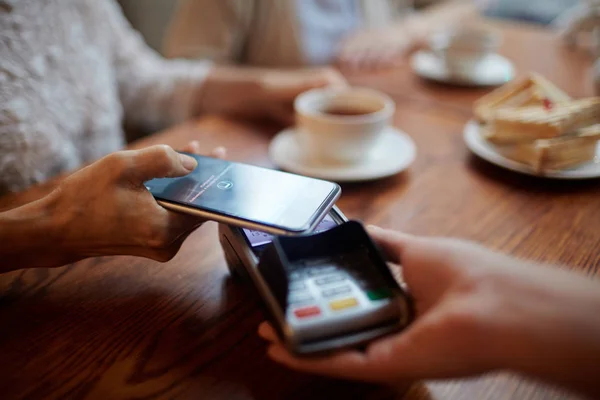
[
  {"x1": 367, "y1": 225, "x2": 412, "y2": 264},
  {"x1": 126, "y1": 145, "x2": 198, "y2": 183}
]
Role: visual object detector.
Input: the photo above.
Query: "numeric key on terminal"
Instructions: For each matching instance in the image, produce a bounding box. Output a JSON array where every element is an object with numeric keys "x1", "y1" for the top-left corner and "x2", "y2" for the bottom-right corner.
[
  {"x1": 315, "y1": 275, "x2": 346, "y2": 286},
  {"x1": 308, "y1": 265, "x2": 338, "y2": 276},
  {"x1": 322, "y1": 285, "x2": 352, "y2": 298},
  {"x1": 289, "y1": 281, "x2": 307, "y2": 291},
  {"x1": 288, "y1": 292, "x2": 313, "y2": 304}
]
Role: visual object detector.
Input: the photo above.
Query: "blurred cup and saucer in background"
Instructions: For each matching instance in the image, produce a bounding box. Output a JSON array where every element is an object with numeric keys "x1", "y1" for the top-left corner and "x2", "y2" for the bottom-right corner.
[
  {"x1": 411, "y1": 25, "x2": 515, "y2": 87},
  {"x1": 269, "y1": 87, "x2": 416, "y2": 183}
]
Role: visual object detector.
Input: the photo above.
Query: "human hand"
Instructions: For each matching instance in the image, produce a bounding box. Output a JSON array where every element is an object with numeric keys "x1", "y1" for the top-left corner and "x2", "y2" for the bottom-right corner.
[
  {"x1": 336, "y1": 25, "x2": 419, "y2": 72},
  {"x1": 43, "y1": 142, "x2": 225, "y2": 266},
  {"x1": 199, "y1": 66, "x2": 347, "y2": 126},
  {"x1": 255, "y1": 67, "x2": 348, "y2": 125},
  {"x1": 258, "y1": 226, "x2": 600, "y2": 386}
]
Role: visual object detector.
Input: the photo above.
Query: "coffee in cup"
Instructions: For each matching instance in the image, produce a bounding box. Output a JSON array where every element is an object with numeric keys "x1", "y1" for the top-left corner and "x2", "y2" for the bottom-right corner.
[
  {"x1": 294, "y1": 88, "x2": 395, "y2": 165},
  {"x1": 321, "y1": 106, "x2": 376, "y2": 117}
]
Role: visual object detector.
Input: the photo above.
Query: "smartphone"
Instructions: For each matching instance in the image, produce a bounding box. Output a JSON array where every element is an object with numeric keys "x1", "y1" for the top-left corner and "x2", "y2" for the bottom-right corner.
[{"x1": 145, "y1": 154, "x2": 341, "y2": 235}]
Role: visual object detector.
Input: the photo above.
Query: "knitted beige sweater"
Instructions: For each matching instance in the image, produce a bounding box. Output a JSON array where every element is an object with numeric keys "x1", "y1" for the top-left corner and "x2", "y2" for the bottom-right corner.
[{"x1": 0, "y1": 0, "x2": 211, "y2": 194}]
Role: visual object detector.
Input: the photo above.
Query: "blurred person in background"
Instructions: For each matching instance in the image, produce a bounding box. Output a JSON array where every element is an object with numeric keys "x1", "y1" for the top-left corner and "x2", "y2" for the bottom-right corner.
[
  {"x1": 165, "y1": 0, "x2": 480, "y2": 70},
  {"x1": 484, "y1": 0, "x2": 580, "y2": 25},
  {"x1": 0, "y1": 0, "x2": 345, "y2": 195},
  {"x1": 166, "y1": 0, "x2": 583, "y2": 70}
]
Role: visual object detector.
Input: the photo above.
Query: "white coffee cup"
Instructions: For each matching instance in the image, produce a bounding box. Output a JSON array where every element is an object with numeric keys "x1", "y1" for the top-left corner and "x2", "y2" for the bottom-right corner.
[
  {"x1": 429, "y1": 26, "x2": 501, "y2": 74},
  {"x1": 294, "y1": 88, "x2": 395, "y2": 165}
]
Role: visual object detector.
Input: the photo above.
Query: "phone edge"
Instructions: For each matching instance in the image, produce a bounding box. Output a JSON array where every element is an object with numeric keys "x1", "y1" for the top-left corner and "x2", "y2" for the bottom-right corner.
[{"x1": 157, "y1": 182, "x2": 340, "y2": 236}]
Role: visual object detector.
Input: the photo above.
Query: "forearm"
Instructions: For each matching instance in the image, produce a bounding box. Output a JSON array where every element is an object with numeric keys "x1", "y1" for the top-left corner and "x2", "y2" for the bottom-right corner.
[
  {"x1": 193, "y1": 66, "x2": 267, "y2": 117},
  {"x1": 119, "y1": 57, "x2": 212, "y2": 132},
  {"x1": 0, "y1": 193, "x2": 68, "y2": 272},
  {"x1": 519, "y1": 291, "x2": 600, "y2": 398},
  {"x1": 495, "y1": 267, "x2": 600, "y2": 398}
]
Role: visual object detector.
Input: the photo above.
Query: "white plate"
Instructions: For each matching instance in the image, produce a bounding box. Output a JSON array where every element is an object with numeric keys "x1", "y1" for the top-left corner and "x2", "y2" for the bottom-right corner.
[
  {"x1": 411, "y1": 50, "x2": 515, "y2": 87},
  {"x1": 269, "y1": 126, "x2": 416, "y2": 182},
  {"x1": 464, "y1": 120, "x2": 600, "y2": 179}
]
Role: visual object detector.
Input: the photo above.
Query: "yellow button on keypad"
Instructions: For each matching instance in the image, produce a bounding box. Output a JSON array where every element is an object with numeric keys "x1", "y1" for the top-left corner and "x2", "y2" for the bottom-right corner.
[{"x1": 329, "y1": 297, "x2": 359, "y2": 311}]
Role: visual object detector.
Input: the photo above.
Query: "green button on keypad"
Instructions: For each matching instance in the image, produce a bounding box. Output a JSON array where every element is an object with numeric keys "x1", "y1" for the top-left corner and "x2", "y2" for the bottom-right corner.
[{"x1": 366, "y1": 288, "x2": 392, "y2": 301}]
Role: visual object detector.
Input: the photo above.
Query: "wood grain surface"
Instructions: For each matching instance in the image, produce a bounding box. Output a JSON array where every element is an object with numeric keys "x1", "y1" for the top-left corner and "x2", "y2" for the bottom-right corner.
[{"x1": 1, "y1": 20, "x2": 599, "y2": 400}]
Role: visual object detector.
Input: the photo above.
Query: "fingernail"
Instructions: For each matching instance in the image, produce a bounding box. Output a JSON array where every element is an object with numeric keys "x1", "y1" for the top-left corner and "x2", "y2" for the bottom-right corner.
[
  {"x1": 366, "y1": 225, "x2": 381, "y2": 231},
  {"x1": 214, "y1": 146, "x2": 226, "y2": 155},
  {"x1": 179, "y1": 154, "x2": 198, "y2": 171}
]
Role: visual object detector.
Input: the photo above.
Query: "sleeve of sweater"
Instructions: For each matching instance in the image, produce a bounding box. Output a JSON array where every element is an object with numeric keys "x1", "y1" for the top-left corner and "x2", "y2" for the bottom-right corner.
[{"x1": 99, "y1": 0, "x2": 213, "y2": 132}]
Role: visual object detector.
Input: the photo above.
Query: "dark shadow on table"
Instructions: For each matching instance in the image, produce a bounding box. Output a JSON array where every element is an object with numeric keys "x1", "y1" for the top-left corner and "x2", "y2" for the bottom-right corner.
[
  {"x1": 0, "y1": 266, "x2": 413, "y2": 400},
  {"x1": 416, "y1": 76, "x2": 496, "y2": 93}
]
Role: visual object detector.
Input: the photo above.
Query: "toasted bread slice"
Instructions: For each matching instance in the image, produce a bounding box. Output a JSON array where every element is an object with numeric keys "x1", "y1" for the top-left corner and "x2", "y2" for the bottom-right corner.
[
  {"x1": 484, "y1": 98, "x2": 600, "y2": 144},
  {"x1": 473, "y1": 73, "x2": 572, "y2": 123},
  {"x1": 489, "y1": 124, "x2": 600, "y2": 172}
]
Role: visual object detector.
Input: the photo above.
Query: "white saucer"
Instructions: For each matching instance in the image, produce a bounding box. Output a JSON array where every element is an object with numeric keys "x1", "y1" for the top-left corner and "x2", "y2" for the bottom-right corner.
[
  {"x1": 464, "y1": 120, "x2": 600, "y2": 179},
  {"x1": 269, "y1": 126, "x2": 416, "y2": 182},
  {"x1": 411, "y1": 50, "x2": 515, "y2": 87}
]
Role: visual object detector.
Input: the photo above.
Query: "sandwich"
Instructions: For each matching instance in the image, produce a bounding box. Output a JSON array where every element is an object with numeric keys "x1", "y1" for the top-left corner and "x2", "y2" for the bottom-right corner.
[
  {"x1": 487, "y1": 124, "x2": 600, "y2": 172},
  {"x1": 484, "y1": 98, "x2": 600, "y2": 144},
  {"x1": 473, "y1": 73, "x2": 572, "y2": 123}
]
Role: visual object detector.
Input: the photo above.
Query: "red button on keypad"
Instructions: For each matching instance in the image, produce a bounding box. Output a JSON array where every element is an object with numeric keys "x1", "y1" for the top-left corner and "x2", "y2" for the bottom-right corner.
[{"x1": 294, "y1": 306, "x2": 321, "y2": 319}]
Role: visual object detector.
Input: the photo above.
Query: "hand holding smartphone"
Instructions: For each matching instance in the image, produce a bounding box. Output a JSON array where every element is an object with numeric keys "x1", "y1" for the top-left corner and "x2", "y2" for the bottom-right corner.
[{"x1": 145, "y1": 154, "x2": 341, "y2": 235}]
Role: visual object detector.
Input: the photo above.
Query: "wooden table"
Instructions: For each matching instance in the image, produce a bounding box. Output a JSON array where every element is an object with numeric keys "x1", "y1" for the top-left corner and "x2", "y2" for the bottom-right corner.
[{"x1": 1, "y1": 21, "x2": 598, "y2": 400}]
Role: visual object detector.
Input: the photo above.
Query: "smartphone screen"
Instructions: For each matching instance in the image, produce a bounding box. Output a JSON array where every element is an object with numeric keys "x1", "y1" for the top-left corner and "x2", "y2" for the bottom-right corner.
[{"x1": 146, "y1": 154, "x2": 340, "y2": 233}]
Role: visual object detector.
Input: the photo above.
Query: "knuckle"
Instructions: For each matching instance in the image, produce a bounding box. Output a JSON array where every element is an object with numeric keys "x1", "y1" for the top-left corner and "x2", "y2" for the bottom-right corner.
[
  {"x1": 103, "y1": 151, "x2": 133, "y2": 177},
  {"x1": 153, "y1": 145, "x2": 176, "y2": 170}
]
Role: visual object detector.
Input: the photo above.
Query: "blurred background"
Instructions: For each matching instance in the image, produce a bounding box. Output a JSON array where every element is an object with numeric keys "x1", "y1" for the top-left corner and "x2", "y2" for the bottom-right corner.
[
  {"x1": 117, "y1": 0, "x2": 580, "y2": 55},
  {"x1": 118, "y1": 0, "x2": 178, "y2": 52}
]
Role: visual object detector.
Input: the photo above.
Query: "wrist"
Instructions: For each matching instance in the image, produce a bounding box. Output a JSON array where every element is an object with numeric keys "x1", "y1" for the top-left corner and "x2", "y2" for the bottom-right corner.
[
  {"x1": 195, "y1": 66, "x2": 265, "y2": 117},
  {"x1": 0, "y1": 191, "x2": 68, "y2": 271},
  {"x1": 486, "y1": 266, "x2": 600, "y2": 396}
]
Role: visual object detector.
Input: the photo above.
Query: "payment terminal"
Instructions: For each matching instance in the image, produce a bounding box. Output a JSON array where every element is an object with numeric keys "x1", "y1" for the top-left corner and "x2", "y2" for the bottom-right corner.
[{"x1": 218, "y1": 207, "x2": 413, "y2": 356}]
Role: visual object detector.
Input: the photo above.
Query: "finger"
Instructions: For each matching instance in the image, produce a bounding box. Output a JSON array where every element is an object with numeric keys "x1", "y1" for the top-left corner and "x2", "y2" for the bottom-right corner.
[
  {"x1": 320, "y1": 68, "x2": 349, "y2": 88},
  {"x1": 181, "y1": 141, "x2": 227, "y2": 160},
  {"x1": 336, "y1": 44, "x2": 363, "y2": 72},
  {"x1": 260, "y1": 322, "x2": 374, "y2": 380},
  {"x1": 357, "y1": 46, "x2": 385, "y2": 71},
  {"x1": 347, "y1": 49, "x2": 371, "y2": 72},
  {"x1": 181, "y1": 140, "x2": 202, "y2": 155},
  {"x1": 210, "y1": 146, "x2": 227, "y2": 159},
  {"x1": 258, "y1": 321, "x2": 279, "y2": 342},
  {"x1": 370, "y1": 48, "x2": 402, "y2": 71},
  {"x1": 275, "y1": 70, "x2": 347, "y2": 101},
  {"x1": 260, "y1": 322, "x2": 392, "y2": 381},
  {"x1": 267, "y1": 343, "x2": 378, "y2": 381},
  {"x1": 127, "y1": 145, "x2": 197, "y2": 183},
  {"x1": 367, "y1": 225, "x2": 413, "y2": 264}
]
